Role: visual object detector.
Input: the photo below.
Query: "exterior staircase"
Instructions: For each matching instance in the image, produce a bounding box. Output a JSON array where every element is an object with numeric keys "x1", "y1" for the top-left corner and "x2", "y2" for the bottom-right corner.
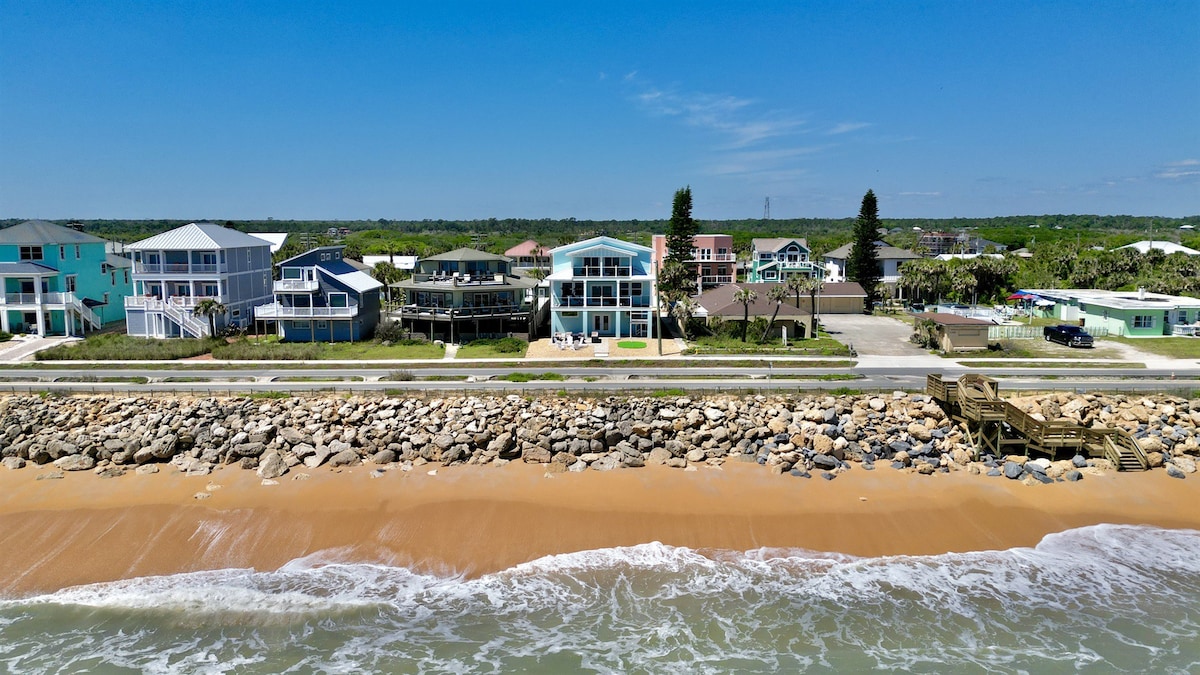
[{"x1": 162, "y1": 301, "x2": 210, "y2": 338}]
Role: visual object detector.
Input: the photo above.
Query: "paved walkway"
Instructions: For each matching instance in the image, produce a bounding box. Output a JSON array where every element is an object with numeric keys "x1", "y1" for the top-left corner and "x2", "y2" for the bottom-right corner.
[{"x1": 0, "y1": 336, "x2": 78, "y2": 362}]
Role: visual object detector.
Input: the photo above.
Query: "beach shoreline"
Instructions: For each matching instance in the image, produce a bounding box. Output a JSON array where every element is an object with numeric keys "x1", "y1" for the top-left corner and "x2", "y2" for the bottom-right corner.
[{"x1": 2, "y1": 461, "x2": 1197, "y2": 598}]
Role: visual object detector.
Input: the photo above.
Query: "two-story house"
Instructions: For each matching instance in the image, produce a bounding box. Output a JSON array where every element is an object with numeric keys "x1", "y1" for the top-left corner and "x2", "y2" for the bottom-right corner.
[
  {"x1": 746, "y1": 238, "x2": 824, "y2": 283},
  {"x1": 254, "y1": 245, "x2": 383, "y2": 342},
  {"x1": 0, "y1": 220, "x2": 131, "y2": 335},
  {"x1": 504, "y1": 240, "x2": 551, "y2": 274},
  {"x1": 548, "y1": 236, "x2": 656, "y2": 338},
  {"x1": 651, "y1": 233, "x2": 736, "y2": 291},
  {"x1": 393, "y1": 248, "x2": 538, "y2": 342},
  {"x1": 125, "y1": 222, "x2": 273, "y2": 338},
  {"x1": 822, "y1": 241, "x2": 921, "y2": 295}
]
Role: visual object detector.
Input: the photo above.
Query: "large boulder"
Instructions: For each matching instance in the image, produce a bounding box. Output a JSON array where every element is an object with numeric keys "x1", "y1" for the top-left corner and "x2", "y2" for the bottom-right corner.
[
  {"x1": 256, "y1": 451, "x2": 288, "y2": 480},
  {"x1": 54, "y1": 454, "x2": 95, "y2": 472},
  {"x1": 327, "y1": 449, "x2": 360, "y2": 468}
]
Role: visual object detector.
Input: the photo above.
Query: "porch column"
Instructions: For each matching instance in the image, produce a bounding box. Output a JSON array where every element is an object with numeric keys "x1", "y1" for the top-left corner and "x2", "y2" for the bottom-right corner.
[
  {"x1": 33, "y1": 279, "x2": 45, "y2": 336},
  {"x1": 1, "y1": 311, "x2": 8, "y2": 333}
]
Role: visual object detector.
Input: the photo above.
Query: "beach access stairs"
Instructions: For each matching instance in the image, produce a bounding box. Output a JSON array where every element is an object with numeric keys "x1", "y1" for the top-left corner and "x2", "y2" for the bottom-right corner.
[{"x1": 926, "y1": 373, "x2": 1149, "y2": 471}]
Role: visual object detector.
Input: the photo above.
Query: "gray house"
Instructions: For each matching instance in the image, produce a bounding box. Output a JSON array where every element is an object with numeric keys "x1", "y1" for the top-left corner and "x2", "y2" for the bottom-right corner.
[{"x1": 125, "y1": 222, "x2": 273, "y2": 338}]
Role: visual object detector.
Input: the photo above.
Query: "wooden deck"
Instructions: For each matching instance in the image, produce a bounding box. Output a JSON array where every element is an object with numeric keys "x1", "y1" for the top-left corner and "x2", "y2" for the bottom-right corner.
[{"x1": 926, "y1": 373, "x2": 1148, "y2": 470}]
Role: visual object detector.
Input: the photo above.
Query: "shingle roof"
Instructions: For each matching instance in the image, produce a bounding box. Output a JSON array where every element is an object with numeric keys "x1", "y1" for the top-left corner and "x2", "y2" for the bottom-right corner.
[
  {"x1": 823, "y1": 242, "x2": 921, "y2": 261},
  {"x1": 505, "y1": 240, "x2": 547, "y2": 257},
  {"x1": 696, "y1": 283, "x2": 812, "y2": 320},
  {"x1": 0, "y1": 262, "x2": 60, "y2": 276},
  {"x1": 0, "y1": 220, "x2": 109, "y2": 246},
  {"x1": 126, "y1": 223, "x2": 271, "y2": 251},
  {"x1": 751, "y1": 237, "x2": 809, "y2": 253},
  {"x1": 422, "y1": 247, "x2": 511, "y2": 262}
]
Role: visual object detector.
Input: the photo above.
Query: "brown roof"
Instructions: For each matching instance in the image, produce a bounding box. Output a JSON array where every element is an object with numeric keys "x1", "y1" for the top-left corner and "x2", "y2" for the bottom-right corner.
[
  {"x1": 697, "y1": 283, "x2": 812, "y2": 320},
  {"x1": 913, "y1": 312, "x2": 993, "y2": 326}
]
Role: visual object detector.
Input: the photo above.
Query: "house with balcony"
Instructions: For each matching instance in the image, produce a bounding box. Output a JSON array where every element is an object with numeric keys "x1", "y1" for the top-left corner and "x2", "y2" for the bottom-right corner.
[
  {"x1": 547, "y1": 236, "x2": 656, "y2": 338},
  {"x1": 392, "y1": 248, "x2": 538, "y2": 342},
  {"x1": 746, "y1": 238, "x2": 824, "y2": 283},
  {"x1": 0, "y1": 220, "x2": 131, "y2": 336},
  {"x1": 504, "y1": 240, "x2": 551, "y2": 274},
  {"x1": 125, "y1": 222, "x2": 273, "y2": 338},
  {"x1": 651, "y1": 233, "x2": 736, "y2": 291},
  {"x1": 254, "y1": 245, "x2": 383, "y2": 341}
]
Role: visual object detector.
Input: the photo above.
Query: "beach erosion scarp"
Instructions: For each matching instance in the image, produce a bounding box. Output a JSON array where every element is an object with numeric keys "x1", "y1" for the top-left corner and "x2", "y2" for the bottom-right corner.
[{"x1": 0, "y1": 390, "x2": 1197, "y2": 595}]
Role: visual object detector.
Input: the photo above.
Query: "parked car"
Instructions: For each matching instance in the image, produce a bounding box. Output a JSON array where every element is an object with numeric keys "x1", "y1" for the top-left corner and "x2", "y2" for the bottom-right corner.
[{"x1": 1043, "y1": 324, "x2": 1094, "y2": 348}]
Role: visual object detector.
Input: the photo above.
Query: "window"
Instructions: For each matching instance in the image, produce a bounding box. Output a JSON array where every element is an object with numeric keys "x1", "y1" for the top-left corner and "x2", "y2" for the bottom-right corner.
[
  {"x1": 231, "y1": 309, "x2": 241, "y2": 318},
  {"x1": 201, "y1": 284, "x2": 219, "y2": 297},
  {"x1": 59, "y1": 246, "x2": 66, "y2": 259},
  {"x1": 75, "y1": 245, "x2": 81, "y2": 259},
  {"x1": 1133, "y1": 315, "x2": 1153, "y2": 329},
  {"x1": 246, "y1": 250, "x2": 252, "y2": 265},
  {"x1": 294, "y1": 320, "x2": 310, "y2": 329},
  {"x1": 65, "y1": 276, "x2": 77, "y2": 293},
  {"x1": 19, "y1": 246, "x2": 42, "y2": 261},
  {"x1": 124, "y1": 270, "x2": 130, "y2": 284},
  {"x1": 321, "y1": 253, "x2": 329, "y2": 261},
  {"x1": 316, "y1": 321, "x2": 328, "y2": 329}
]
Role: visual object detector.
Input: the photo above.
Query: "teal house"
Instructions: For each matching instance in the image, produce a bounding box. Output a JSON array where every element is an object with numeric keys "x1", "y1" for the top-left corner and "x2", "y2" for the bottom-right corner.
[
  {"x1": 1023, "y1": 288, "x2": 1200, "y2": 337},
  {"x1": 0, "y1": 220, "x2": 132, "y2": 335},
  {"x1": 547, "y1": 236, "x2": 657, "y2": 338}
]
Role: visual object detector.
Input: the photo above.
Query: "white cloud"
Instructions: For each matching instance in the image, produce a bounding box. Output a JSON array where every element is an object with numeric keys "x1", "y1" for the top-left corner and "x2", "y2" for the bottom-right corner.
[
  {"x1": 1155, "y1": 160, "x2": 1200, "y2": 180},
  {"x1": 826, "y1": 121, "x2": 871, "y2": 135},
  {"x1": 630, "y1": 82, "x2": 805, "y2": 149}
]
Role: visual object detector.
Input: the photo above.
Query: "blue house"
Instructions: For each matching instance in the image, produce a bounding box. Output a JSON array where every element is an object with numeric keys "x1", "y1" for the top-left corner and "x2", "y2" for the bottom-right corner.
[
  {"x1": 0, "y1": 220, "x2": 132, "y2": 335},
  {"x1": 254, "y1": 246, "x2": 383, "y2": 341},
  {"x1": 126, "y1": 222, "x2": 273, "y2": 338},
  {"x1": 547, "y1": 236, "x2": 657, "y2": 338}
]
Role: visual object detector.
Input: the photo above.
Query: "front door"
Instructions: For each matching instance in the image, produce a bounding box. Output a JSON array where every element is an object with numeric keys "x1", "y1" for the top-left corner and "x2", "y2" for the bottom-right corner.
[{"x1": 593, "y1": 314, "x2": 610, "y2": 333}]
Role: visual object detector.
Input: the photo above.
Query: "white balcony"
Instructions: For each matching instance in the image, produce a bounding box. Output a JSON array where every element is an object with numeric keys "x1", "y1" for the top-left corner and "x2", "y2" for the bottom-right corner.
[
  {"x1": 1, "y1": 292, "x2": 78, "y2": 307},
  {"x1": 274, "y1": 278, "x2": 320, "y2": 293},
  {"x1": 125, "y1": 295, "x2": 221, "y2": 310},
  {"x1": 254, "y1": 303, "x2": 359, "y2": 319},
  {"x1": 134, "y1": 262, "x2": 227, "y2": 274}
]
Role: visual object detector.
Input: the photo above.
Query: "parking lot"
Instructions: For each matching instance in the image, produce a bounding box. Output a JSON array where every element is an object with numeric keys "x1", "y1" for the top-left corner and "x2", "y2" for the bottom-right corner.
[{"x1": 818, "y1": 314, "x2": 927, "y2": 356}]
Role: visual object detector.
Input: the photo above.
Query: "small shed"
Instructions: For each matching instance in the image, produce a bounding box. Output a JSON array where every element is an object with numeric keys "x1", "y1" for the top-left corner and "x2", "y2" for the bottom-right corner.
[{"x1": 912, "y1": 312, "x2": 992, "y2": 351}]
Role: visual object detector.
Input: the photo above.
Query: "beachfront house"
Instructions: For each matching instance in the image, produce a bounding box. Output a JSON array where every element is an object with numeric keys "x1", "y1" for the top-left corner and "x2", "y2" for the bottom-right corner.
[
  {"x1": 125, "y1": 222, "x2": 273, "y2": 338},
  {"x1": 746, "y1": 238, "x2": 824, "y2": 283},
  {"x1": 254, "y1": 245, "x2": 383, "y2": 342},
  {"x1": 1020, "y1": 288, "x2": 1200, "y2": 337},
  {"x1": 0, "y1": 220, "x2": 131, "y2": 335},
  {"x1": 392, "y1": 248, "x2": 538, "y2": 342},
  {"x1": 504, "y1": 240, "x2": 552, "y2": 274},
  {"x1": 547, "y1": 236, "x2": 656, "y2": 338},
  {"x1": 651, "y1": 233, "x2": 737, "y2": 291}
]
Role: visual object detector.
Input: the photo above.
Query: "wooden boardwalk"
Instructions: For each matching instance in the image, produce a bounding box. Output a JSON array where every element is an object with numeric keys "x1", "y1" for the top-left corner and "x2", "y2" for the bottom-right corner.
[{"x1": 927, "y1": 374, "x2": 1149, "y2": 471}]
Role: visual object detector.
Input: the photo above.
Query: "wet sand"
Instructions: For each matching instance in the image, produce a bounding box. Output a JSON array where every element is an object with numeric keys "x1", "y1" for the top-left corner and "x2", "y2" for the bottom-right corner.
[{"x1": 1, "y1": 461, "x2": 1197, "y2": 597}]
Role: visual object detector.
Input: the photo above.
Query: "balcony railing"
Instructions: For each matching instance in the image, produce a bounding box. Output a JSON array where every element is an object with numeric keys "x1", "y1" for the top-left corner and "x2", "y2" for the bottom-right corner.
[
  {"x1": 394, "y1": 304, "x2": 527, "y2": 318},
  {"x1": 254, "y1": 303, "x2": 359, "y2": 319},
  {"x1": 410, "y1": 272, "x2": 510, "y2": 286},
  {"x1": 699, "y1": 275, "x2": 734, "y2": 286},
  {"x1": 274, "y1": 278, "x2": 320, "y2": 292},
  {"x1": 125, "y1": 295, "x2": 221, "y2": 310},
  {"x1": 691, "y1": 253, "x2": 737, "y2": 263},
  {"x1": 135, "y1": 262, "x2": 227, "y2": 274},
  {"x1": 2, "y1": 292, "x2": 72, "y2": 305},
  {"x1": 571, "y1": 266, "x2": 632, "y2": 277},
  {"x1": 553, "y1": 296, "x2": 651, "y2": 308}
]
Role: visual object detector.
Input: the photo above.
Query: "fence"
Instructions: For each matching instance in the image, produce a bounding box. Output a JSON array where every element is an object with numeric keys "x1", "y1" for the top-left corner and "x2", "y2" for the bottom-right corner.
[{"x1": 988, "y1": 325, "x2": 1109, "y2": 340}]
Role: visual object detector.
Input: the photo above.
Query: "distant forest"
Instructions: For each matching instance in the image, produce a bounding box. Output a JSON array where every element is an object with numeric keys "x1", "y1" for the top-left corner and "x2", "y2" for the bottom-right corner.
[{"x1": 3, "y1": 214, "x2": 1198, "y2": 261}]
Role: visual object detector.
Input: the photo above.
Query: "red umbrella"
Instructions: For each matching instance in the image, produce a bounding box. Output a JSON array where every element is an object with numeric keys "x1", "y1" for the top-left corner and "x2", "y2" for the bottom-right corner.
[{"x1": 1006, "y1": 292, "x2": 1033, "y2": 301}]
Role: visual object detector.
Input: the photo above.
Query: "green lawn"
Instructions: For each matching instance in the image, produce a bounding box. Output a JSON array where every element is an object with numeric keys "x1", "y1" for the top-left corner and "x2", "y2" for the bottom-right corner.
[
  {"x1": 617, "y1": 340, "x2": 647, "y2": 349},
  {"x1": 688, "y1": 335, "x2": 852, "y2": 356},
  {"x1": 1106, "y1": 336, "x2": 1200, "y2": 359}
]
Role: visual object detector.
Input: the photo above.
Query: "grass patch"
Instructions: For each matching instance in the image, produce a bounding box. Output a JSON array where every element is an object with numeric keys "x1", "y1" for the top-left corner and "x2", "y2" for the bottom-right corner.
[
  {"x1": 616, "y1": 340, "x2": 647, "y2": 349},
  {"x1": 249, "y1": 391, "x2": 291, "y2": 399},
  {"x1": 424, "y1": 375, "x2": 469, "y2": 381},
  {"x1": 35, "y1": 333, "x2": 217, "y2": 360},
  {"x1": 212, "y1": 337, "x2": 445, "y2": 360},
  {"x1": 688, "y1": 335, "x2": 852, "y2": 356},
  {"x1": 828, "y1": 386, "x2": 863, "y2": 396},
  {"x1": 1105, "y1": 336, "x2": 1200, "y2": 359},
  {"x1": 499, "y1": 372, "x2": 566, "y2": 382},
  {"x1": 650, "y1": 388, "x2": 688, "y2": 397},
  {"x1": 455, "y1": 337, "x2": 528, "y2": 359},
  {"x1": 0, "y1": 332, "x2": 12, "y2": 343}
]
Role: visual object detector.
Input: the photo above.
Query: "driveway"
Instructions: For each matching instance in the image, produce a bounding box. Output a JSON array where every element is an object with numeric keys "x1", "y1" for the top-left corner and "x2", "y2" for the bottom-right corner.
[{"x1": 819, "y1": 314, "x2": 925, "y2": 356}]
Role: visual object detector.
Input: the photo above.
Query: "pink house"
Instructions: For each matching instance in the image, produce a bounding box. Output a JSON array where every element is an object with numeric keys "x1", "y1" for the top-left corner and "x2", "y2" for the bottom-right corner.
[{"x1": 651, "y1": 233, "x2": 736, "y2": 291}]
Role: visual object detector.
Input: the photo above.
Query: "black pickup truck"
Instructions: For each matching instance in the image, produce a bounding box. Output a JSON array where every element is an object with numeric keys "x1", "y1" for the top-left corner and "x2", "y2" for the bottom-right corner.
[{"x1": 1043, "y1": 324, "x2": 1094, "y2": 348}]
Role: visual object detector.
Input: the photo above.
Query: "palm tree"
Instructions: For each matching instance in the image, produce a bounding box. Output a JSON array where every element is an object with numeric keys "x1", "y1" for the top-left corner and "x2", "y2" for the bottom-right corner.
[
  {"x1": 192, "y1": 298, "x2": 226, "y2": 338},
  {"x1": 671, "y1": 295, "x2": 697, "y2": 340},
  {"x1": 372, "y1": 261, "x2": 400, "y2": 306},
  {"x1": 732, "y1": 286, "x2": 757, "y2": 342},
  {"x1": 800, "y1": 276, "x2": 822, "y2": 339},
  {"x1": 785, "y1": 274, "x2": 807, "y2": 309},
  {"x1": 759, "y1": 284, "x2": 791, "y2": 343}
]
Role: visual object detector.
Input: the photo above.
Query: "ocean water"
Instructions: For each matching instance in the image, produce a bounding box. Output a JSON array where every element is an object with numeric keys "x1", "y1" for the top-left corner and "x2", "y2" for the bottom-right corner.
[{"x1": 1, "y1": 525, "x2": 1198, "y2": 674}]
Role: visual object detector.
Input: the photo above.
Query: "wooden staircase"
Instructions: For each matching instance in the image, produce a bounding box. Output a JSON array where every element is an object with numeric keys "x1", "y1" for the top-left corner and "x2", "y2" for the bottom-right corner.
[{"x1": 926, "y1": 373, "x2": 1148, "y2": 471}]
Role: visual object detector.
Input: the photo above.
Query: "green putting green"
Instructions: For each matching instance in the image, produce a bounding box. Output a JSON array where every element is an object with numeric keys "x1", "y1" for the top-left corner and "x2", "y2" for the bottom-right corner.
[{"x1": 617, "y1": 341, "x2": 647, "y2": 349}]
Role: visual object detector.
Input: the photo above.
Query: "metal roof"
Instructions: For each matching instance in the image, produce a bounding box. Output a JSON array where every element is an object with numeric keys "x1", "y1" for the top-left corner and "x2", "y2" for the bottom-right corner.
[
  {"x1": 127, "y1": 223, "x2": 271, "y2": 251},
  {"x1": 315, "y1": 261, "x2": 384, "y2": 293},
  {"x1": 422, "y1": 247, "x2": 511, "y2": 262},
  {"x1": 0, "y1": 220, "x2": 109, "y2": 246}
]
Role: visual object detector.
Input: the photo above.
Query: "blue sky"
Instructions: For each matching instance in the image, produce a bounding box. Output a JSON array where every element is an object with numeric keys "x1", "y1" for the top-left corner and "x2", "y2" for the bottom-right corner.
[{"x1": 2, "y1": 1, "x2": 1196, "y2": 220}]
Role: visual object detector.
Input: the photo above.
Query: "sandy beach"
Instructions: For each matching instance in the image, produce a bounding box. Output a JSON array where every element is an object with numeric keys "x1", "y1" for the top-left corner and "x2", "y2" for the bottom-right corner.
[{"x1": 1, "y1": 461, "x2": 1198, "y2": 597}]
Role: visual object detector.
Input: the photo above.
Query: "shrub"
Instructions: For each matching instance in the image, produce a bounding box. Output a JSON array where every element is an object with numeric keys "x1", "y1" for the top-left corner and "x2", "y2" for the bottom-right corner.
[
  {"x1": 35, "y1": 333, "x2": 217, "y2": 360},
  {"x1": 0, "y1": 331, "x2": 12, "y2": 343},
  {"x1": 464, "y1": 337, "x2": 525, "y2": 353},
  {"x1": 212, "y1": 340, "x2": 324, "y2": 360}
]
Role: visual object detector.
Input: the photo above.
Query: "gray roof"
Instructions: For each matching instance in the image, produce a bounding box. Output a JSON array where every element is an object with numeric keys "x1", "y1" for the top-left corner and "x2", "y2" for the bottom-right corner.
[
  {"x1": 105, "y1": 253, "x2": 132, "y2": 269},
  {"x1": 0, "y1": 220, "x2": 109, "y2": 246},
  {"x1": 751, "y1": 237, "x2": 809, "y2": 253},
  {"x1": 823, "y1": 241, "x2": 921, "y2": 261},
  {"x1": 0, "y1": 262, "x2": 60, "y2": 276},
  {"x1": 422, "y1": 247, "x2": 511, "y2": 263},
  {"x1": 127, "y1": 222, "x2": 271, "y2": 251},
  {"x1": 696, "y1": 283, "x2": 812, "y2": 320}
]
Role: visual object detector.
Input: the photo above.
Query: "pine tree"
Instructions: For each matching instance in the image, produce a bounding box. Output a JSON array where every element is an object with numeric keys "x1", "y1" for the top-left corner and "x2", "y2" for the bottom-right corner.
[
  {"x1": 665, "y1": 186, "x2": 698, "y2": 266},
  {"x1": 847, "y1": 189, "x2": 882, "y2": 310}
]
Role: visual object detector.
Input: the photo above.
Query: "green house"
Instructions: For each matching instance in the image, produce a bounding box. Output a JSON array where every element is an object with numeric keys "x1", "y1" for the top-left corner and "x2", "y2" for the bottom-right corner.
[
  {"x1": 1024, "y1": 288, "x2": 1200, "y2": 337},
  {"x1": 0, "y1": 220, "x2": 132, "y2": 336}
]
